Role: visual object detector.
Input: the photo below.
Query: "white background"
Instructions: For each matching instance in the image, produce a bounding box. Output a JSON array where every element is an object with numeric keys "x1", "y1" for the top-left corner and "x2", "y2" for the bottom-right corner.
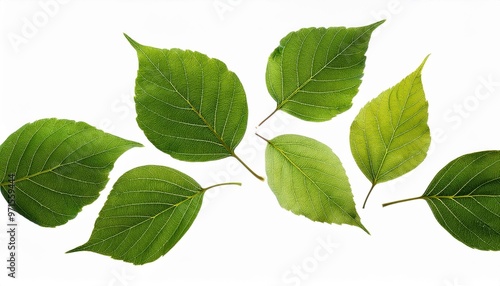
[{"x1": 1, "y1": 0, "x2": 500, "y2": 285}]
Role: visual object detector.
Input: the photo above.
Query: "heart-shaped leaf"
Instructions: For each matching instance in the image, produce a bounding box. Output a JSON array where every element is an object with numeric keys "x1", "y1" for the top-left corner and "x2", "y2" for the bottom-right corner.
[
  {"x1": 383, "y1": 151, "x2": 500, "y2": 251},
  {"x1": 68, "y1": 165, "x2": 241, "y2": 264},
  {"x1": 350, "y1": 56, "x2": 431, "y2": 208},
  {"x1": 126, "y1": 35, "x2": 262, "y2": 180},
  {"x1": 259, "y1": 134, "x2": 368, "y2": 233},
  {"x1": 0, "y1": 118, "x2": 142, "y2": 227},
  {"x1": 260, "y1": 20, "x2": 384, "y2": 126}
]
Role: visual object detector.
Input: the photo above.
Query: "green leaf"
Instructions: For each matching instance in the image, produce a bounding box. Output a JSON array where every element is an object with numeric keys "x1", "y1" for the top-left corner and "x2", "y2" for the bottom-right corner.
[
  {"x1": 0, "y1": 118, "x2": 142, "y2": 227},
  {"x1": 260, "y1": 134, "x2": 368, "y2": 233},
  {"x1": 68, "y1": 165, "x2": 241, "y2": 264},
  {"x1": 260, "y1": 20, "x2": 384, "y2": 126},
  {"x1": 383, "y1": 151, "x2": 500, "y2": 251},
  {"x1": 350, "y1": 56, "x2": 431, "y2": 208},
  {"x1": 125, "y1": 34, "x2": 263, "y2": 181}
]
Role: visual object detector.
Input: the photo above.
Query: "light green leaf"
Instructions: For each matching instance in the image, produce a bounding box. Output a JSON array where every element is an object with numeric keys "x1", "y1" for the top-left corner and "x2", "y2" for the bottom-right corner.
[
  {"x1": 68, "y1": 165, "x2": 241, "y2": 264},
  {"x1": 125, "y1": 35, "x2": 263, "y2": 180},
  {"x1": 350, "y1": 56, "x2": 431, "y2": 208},
  {"x1": 260, "y1": 20, "x2": 384, "y2": 126},
  {"x1": 383, "y1": 151, "x2": 500, "y2": 251},
  {"x1": 0, "y1": 118, "x2": 142, "y2": 227},
  {"x1": 260, "y1": 134, "x2": 368, "y2": 233}
]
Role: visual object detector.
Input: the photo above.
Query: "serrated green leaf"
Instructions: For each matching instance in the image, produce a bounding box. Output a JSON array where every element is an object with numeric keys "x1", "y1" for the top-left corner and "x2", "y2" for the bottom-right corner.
[
  {"x1": 0, "y1": 118, "x2": 142, "y2": 227},
  {"x1": 261, "y1": 134, "x2": 368, "y2": 233},
  {"x1": 383, "y1": 151, "x2": 500, "y2": 251},
  {"x1": 260, "y1": 20, "x2": 384, "y2": 126},
  {"x1": 68, "y1": 165, "x2": 241, "y2": 264},
  {"x1": 125, "y1": 35, "x2": 262, "y2": 180},
  {"x1": 350, "y1": 56, "x2": 431, "y2": 208}
]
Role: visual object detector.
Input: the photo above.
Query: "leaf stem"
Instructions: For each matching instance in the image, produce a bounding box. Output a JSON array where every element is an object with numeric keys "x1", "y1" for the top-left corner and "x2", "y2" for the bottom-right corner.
[
  {"x1": 362, "y1": 183, "x2": 376, "y2": 209},
  {"x1": 255, "y1": 132, "x2": 270, "y2": 143},
  {"x1": 258, "y1": 107, "x2": 279, "y2": 127},
  {"x1": 382, "y1": 196, "x2": 423, "y2": 207},
  {"x1": 232, "y1": 153, "x2": 265, "y2": 181},
  {"x1": 203, "y1": 182, "x2": 242, "y2": 192}
]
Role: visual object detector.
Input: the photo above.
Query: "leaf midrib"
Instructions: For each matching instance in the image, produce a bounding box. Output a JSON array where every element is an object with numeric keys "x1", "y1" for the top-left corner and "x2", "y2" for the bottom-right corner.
[
  {"x1": 371, "y1": 70, "x2": 422, "y2": 183},
  {"x1": 276, "y1": 26, "x2": 374, "y2": 110}
]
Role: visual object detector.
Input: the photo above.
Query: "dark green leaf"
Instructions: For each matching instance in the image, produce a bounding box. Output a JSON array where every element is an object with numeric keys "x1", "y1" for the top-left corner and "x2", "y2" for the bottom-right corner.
[
  {"x1": 384, "y1": 151, "x2": 500, "y2": 251},
  {"x1": 260, "y1": 20, "x2": 384, "y2": 125},
  {"x1": 68, "y1": 165, "x2": 240, "y2": 264},
  {"x1": 125, "y1": 35, "x2": 262, "y2": 180},
  {"x1": 0, "y1": 118, "x2": 142, "y2": 227}
]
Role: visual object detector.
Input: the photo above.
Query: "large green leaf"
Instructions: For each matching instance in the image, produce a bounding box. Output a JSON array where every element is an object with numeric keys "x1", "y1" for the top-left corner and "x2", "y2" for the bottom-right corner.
[
  {"x1": 260, "y1": 134, "x2": 368, "y2": 233},
  {"x1": 260, "y1": 20, "x2": 384, "y2": 126},
  {"x1": 68, "y1": 165, "x2": 240, "y2": 264},
  {"x1": 383, "y1": 151, "x2": 500, "y2": 251},
  {"x1": 0, "y1": 118, "x2": 142, "y2": 227},
  {"x1": 125, "y1": 35, "x2": 262, "y2": 180},
  {"x1": 350, "y1": 56, "x2": 431, "y2": 208}
]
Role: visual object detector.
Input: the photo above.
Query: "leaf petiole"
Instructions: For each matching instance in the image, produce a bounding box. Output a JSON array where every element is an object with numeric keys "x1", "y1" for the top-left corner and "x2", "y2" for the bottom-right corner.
[
  {"x1": 202, "y1": 182, "x2": 242, "y2": 192},
  {"x1": 362, "y1": 183, "x2": 376, "y2": 209},
  {"x1": 258, "y1": 107, "x2": 279, "y2": 127},
  {"x1": 231, "y1": 153, "x2": 265, "y2": 181},
  {"x1": 382, "y1": 196, "x2": 423, "y2": 207}
]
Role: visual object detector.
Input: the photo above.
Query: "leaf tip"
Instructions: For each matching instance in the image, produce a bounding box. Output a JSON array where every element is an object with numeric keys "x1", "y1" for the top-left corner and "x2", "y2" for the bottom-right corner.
[
  {"x1": 372, "y1": 19, "x2": 386, "y2": 28},
  {"x1": 66, "y1": 245, "x2": 83, "y2": 254},
  {"x1": 418, "y1": 54, "x2": 431, "y2": 71},
  {"x1": 360, "y1": 223, "x2": 371, "y2": 235},
  {"x1": 124, "y1": 33, "x2": 140, "y2": 49}
]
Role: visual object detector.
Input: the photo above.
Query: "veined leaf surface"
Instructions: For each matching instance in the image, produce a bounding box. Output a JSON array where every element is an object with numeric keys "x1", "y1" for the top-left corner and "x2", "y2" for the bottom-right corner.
[
  {"x1": 0, "y1": 118, "x2": 142, "y2": 227},
  {"x1": 383, "y1": 151, "x2": 500, "y2": 251},
  {"x1": 126, "y1": 35, "x2": 262, "y2": 180},
  {"x1": 261, "y1": 134, "x2": 368, "y2": 233},
  {"x1": 261, "y1": 20, "x2": 384, "y2": 125},
  {"x1": 350, "y1": 56, "x2": 431, "y2": 207},
  {"x1": 68, "y1": 165, "x2": 241, "y2": 264}
]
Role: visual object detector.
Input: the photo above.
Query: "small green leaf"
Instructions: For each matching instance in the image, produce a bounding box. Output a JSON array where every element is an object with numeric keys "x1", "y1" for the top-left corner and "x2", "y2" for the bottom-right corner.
[
  {"x1": 0, "y1": 118, "x2": 142, "y2": 227},
  {"x1": 350, "y1": 56, "x2": 431, "y2": 208},
  {"x1": 68, "y1": 165, "x2": 241, "y2": 264},
  {"x1": 260, "y1": 20, "x2": 384, "y2": 126},
  {"x1": 383, "y1": 151, "x2": 500, "y2": 251},
  {"x1": 260, "y1": 134, "x2": 368, "y2": 233},
  {"x1": 125, "y1": 34, "x2": 263, "y2": 181}
]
